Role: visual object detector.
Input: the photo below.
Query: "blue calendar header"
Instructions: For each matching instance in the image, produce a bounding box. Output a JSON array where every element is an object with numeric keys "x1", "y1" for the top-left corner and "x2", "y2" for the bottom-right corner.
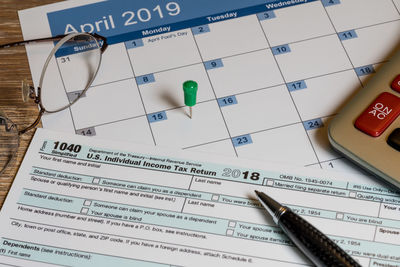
[{"x1": 47, "y1": 0, "x2": 316, "y2": 44}]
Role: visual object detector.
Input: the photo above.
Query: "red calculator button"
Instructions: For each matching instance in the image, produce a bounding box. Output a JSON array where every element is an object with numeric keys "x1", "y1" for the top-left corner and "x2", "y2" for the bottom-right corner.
[
  {"x1": 355, "y1": 92, "x2": 400, "y2": 137},
  {"x1": 391, "y1": 74, "x2": 400, "y2": 92}
]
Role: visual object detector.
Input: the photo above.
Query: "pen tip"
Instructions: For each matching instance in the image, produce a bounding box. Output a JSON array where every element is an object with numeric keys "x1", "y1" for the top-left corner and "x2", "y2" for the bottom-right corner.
[{"x1": 254, "y1": 190, "x2": 282, "y2": 220}]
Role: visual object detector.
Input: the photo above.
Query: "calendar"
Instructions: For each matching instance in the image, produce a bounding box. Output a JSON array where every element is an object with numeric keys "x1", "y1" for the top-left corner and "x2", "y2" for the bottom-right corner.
[{"x1": 19, "y1": 0, "x2": 400, "y2": 182}]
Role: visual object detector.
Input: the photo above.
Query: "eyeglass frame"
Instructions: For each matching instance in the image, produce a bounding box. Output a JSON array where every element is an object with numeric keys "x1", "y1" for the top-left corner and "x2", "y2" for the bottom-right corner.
[{"x1": 0, "y1": 32, "x2": 108, "y2": 135}]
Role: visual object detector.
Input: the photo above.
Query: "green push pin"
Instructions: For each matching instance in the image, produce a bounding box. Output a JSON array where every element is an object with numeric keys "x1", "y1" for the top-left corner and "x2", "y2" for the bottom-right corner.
[{"x1": 183, "y1": 80, "x2": 198, "y2": 119}]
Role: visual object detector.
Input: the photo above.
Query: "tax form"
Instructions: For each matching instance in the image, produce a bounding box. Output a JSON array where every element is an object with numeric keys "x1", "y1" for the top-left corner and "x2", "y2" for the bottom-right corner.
[{"x1": 0, "y1": 129, "x2": 399, "y2": 266}]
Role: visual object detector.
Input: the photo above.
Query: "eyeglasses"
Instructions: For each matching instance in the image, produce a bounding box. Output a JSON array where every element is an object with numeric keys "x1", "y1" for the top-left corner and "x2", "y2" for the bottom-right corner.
[{"x1": 0, "y1": 32, "x2": 108, "y2": 175}]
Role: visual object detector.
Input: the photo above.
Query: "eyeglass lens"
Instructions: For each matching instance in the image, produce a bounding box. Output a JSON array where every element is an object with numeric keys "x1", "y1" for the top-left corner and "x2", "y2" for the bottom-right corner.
[
  {"x1": 40, "y1": 33, "x2": 102, "y2": 113},
  {"x1": 0, "y1": 33, "x2": 103, "y2": 174}
]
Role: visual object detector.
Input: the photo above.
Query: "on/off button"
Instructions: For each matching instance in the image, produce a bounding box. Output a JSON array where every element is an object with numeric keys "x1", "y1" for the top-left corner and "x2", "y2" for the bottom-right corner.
[{"x1": 355, "y1": 92, "x2": 400, "y2": 137}]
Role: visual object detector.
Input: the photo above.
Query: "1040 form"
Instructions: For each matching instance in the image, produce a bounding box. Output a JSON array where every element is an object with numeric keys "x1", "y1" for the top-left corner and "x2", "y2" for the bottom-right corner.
[{"x1": 0, "y1": 129, "x2": 398, "y2": 266}]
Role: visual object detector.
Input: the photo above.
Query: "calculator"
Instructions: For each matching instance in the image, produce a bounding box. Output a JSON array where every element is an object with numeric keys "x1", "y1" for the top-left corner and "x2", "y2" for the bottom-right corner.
[{"x1": 328, "y1": 49, "x2": 400, "y2": 189}]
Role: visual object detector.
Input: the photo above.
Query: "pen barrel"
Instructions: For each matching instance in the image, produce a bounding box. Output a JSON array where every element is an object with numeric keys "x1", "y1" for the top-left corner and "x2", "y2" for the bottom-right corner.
[{"x1": 279, "y1": 209, "x2": 361, "y2": 267}]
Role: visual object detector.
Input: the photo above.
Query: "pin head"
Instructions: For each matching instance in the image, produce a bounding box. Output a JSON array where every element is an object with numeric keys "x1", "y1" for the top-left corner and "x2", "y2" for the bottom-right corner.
[{"x1": 183, "y1": 80, "x2": 198, "y2": 107}]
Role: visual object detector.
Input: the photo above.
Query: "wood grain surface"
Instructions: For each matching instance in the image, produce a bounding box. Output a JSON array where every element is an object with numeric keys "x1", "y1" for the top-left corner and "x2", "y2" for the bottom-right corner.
[{"x1": 0, "y1": 0, "x2": 62, "y2": 208}]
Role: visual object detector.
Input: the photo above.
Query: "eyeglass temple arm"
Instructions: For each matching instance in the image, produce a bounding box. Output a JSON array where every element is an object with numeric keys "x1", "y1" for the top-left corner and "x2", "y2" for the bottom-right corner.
[
  {"x1": 0, "y1": 34, "x2": 69, "y2": 49},
  {"x1": 18, "y1": 109, "x2": 45, "y2": 135},
  {"x1": 91, "y1": 33, "x2": 108, "y2": 52},
  {"x1": 0, "y1": 33, "x2": 108, "y2": 52}
]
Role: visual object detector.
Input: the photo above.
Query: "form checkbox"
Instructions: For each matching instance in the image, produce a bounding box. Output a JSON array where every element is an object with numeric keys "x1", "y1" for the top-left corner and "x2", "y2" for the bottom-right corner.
[
  {"x1": 84, "y1": 200, "x2": 92, "y2": 206},
  {"x1": 92, "y1": 178, "x2": 100, "y2": 184},
  {"x1": 349, "y1": 191, "x2": 357, "y2": 198},
  {"x1": 228, "y1": 221, "x2": 236, "y2": 228},
  {"x1": 226, "y1": 229, "x2": 234, "y2": 236},
  {"x1": 336, "y1": 213, "x2": 344, "y2": 220},
  {"x1": 263, "y1": 178, "x2": 274, "y2": 186},
  {"x1": 212, "y1": 195, "x2": 220, "y2": 201},
  {"x1": 80, "y1": 208, "x2": 89, "y2": 214}
]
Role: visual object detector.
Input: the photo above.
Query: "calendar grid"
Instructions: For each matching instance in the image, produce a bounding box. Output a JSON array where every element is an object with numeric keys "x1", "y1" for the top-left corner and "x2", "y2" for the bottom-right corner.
[
  {"x1": 89, "y1": 77, "x2": 135, "y2": 89},
  {"x1": 189, "y1": 27, "x2": 239, "y2": 157},
  {"x1": 78, "y1": 62, "x2": 369, "y2": 105},
  {"x1": 56, "y1": 53, "x2": 391, "y2": 151},
  {"x1": 255, "y1": 15, "x2": 323, "y2": 168},
  {"x1": 351, "y1": 18, "x2": 400, "y2": 32},
  {"x1": 182, "y1": 121, "x2": 302, "y2": 150},
  {"x1": 55, "y1": 58, "x2": 78, "y2": 132},
  {"x1": 394, "y1": 0, "x2": 400, "y2": 14},
  {"x1": 319, "y1": 2, "x2": 364, "y2": 87},
  {"x1": 305, "y1": 157, "x2": 347, "y2": 168},
  {"x1": 129, "y1": 61, "x2": 203, "y2": 79},
  {"x1": 65, "y1": 62, "x2": 354, "y2": 129},
  {"x1": 122, "y1": 44, "x2": 157, "y2": 146},
  {"x1": 46, "y1": 0, "x2": 400, "y2": 175},
  {"x1": 181, "y1": 110, "x2": 338, "y2": 151},
  {"x1": 70, "y1": 38, "x2": 393, "y2": 105},
  {"x1": 64, "y1": 17, "x2": 398, "y2": 102},
  {"x1": 182, "y1": 136, "x2": 235, "y2": 151},
  {"x1": 74, "y1": 112, "x2": 144, "y2": 130},
  {"x1": 60, "y1": 17, "x2": 399, "y2": 116}
]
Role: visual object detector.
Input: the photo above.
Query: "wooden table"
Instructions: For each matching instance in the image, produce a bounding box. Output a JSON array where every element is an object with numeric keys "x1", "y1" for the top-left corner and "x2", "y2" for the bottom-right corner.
[{"x1": 0, "y1": 0, "x2": 62, "y2": 208}]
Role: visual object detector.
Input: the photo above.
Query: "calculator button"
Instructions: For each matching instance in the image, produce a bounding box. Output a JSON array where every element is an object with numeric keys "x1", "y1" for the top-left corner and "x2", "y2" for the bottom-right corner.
[
  {"x1": 391, "y1": 74, "x2": 400, "y2": 93},
  {"x1": 354, "y1": 92, "x2": 400, "y2": 137},
  {"x1": 387, "y1": 128, "x2": 400, "y2": 151}
]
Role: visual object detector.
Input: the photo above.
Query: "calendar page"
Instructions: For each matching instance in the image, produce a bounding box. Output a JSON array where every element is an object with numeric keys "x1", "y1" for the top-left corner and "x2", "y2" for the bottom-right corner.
[{"x1": 18, "y1": 0, "x2": 400, "y2": 183}]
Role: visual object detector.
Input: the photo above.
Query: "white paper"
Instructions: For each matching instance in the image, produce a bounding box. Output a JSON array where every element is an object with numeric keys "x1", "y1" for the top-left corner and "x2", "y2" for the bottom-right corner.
[
  {"x1": 0, "y1": 128, "x2": 399, "y2": 266},
  {"x1": 17, "y1": 0, "x2": 400, "y2": 182}
]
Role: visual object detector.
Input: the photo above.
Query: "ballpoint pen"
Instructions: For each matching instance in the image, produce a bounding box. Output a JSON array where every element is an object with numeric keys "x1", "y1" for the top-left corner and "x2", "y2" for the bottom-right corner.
[{"x1": 254, "y1": 190, "x2": 362, "y2": 267}]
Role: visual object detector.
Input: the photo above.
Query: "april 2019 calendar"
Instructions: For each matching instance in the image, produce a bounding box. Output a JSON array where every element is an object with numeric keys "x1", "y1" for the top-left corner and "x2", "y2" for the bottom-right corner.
[{"x1": 19, "y1": 0, "x2": 400, "y2": 183}]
